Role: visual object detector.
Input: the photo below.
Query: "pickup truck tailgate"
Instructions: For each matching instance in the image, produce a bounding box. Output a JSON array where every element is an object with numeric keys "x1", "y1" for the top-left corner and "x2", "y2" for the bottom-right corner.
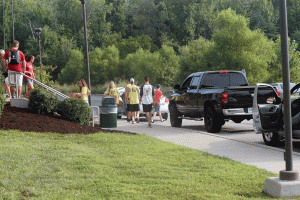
[{"x1": 226, "y1": 86, "x2": 255, "y2": 108}]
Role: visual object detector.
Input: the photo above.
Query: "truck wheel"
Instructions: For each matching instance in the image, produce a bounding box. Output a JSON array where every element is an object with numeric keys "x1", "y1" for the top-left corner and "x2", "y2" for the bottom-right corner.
[
  {"x1": 262, "y1": 132, "x2": 280, "y2": 146},
  {"x1": 169, "y1": 103, "x2": 182, "y2": 127},
  {"x1": 204, "y1": 106, "x2": 222, "y2": 133},
  {"x1": 162, "y1": 113, "x2": 168, "y2": 120}
]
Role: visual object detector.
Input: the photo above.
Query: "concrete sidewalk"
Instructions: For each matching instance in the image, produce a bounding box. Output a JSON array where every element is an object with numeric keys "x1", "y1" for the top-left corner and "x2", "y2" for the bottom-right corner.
[{"x1": 103, "y1": 119, "x2": 300, "y2": 175}]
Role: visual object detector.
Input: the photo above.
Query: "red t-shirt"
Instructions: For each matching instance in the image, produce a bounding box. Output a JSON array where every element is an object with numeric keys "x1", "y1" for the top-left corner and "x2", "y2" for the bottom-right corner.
[
  {"x1": 154, "y1": 90, "x2": 163, "y2": 103},
  {"x1": 24, "y1": 61, "x2": 34, "y2": 79},
  {"x1": 3, "y1": 49, "x2": 25, "y2": 72}
]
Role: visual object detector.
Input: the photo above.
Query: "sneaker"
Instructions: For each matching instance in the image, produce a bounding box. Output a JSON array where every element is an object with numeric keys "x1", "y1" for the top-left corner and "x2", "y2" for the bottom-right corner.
[
  {"x1": 148, "y1": 123, "x2": 152, "y2": 128},
  {"x1": 132, "y1": 121, "x2": 136, "y2": 124},
  {"x1": 161, "y1": 119, "x2": 165, "y2": 122},
  {"x1": 136, "y1": 118, "x2": 140, "y2": 123},
  {"x1": 151, "y1": 119, "x2": 154, "y2": 123}
]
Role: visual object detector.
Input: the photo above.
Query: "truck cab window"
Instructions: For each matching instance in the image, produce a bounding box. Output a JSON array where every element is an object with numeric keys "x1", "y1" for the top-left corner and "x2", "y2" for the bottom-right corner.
[
  {"x1": 190, "y1": 76, "x2": 201, "y2": 89},
  {"x1": 181, "y1": 77, "x2": 193, "y2": 90}
]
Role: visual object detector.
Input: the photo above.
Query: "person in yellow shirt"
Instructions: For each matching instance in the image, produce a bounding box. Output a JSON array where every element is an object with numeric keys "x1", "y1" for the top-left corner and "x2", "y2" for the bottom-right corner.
[
  {"x1": 125, "y1": 78, "x2": 140, "y2": 124},
  {"x1": 67, "y1": 79, "x2": 90, "y2": 104},
  {"x1": 102, "y1": 81, "x2": 120, "y2": 104}
]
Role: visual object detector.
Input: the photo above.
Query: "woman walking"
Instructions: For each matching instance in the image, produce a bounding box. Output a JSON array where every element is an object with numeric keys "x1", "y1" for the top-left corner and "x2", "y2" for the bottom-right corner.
[{"x1": 23, "y1": 55, "x2": 35, "y2": 98}]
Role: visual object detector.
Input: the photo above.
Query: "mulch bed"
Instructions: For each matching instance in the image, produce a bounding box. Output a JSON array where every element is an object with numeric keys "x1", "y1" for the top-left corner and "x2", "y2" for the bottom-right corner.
[{"x1": 0, "y1": 104, "x2": 134, "y2": 134}]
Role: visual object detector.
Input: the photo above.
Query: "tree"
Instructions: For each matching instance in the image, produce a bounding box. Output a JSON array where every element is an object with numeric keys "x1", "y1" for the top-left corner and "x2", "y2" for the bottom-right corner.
[
  {"x1": 209, "y1": 8, "x2": 275, "y2": 84},
  {"x1": 122, "y1": 47, "x2": 178, "y2": 86},
  {"x1": 178, "y1": 37, "x2": 213, "y2": 82},
  {"x1": 267, "y1": 37, "x2": 300, "y2": 83},
  {"x1": 58, "y1": 49, "x2": 85, "y2": 84}
]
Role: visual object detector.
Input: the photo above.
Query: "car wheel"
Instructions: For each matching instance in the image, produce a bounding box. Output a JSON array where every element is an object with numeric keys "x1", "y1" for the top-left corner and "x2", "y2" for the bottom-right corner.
[
  {"x1": 169, "y1": 103, "x2": 182, "y2": 127},
  {"x1": 162, "y1": 113, "x2": 168, "y2": 120},
  {"x1": 204, "y1": 106, "x2": 223, "y2": 133},
  {"x1": 262, "y1": 132, "x2": 281, "y2": 146}
]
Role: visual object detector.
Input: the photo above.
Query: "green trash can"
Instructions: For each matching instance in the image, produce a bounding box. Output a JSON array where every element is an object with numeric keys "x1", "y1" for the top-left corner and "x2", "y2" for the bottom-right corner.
[{"x1": 100, "y1": 96, "x2": 117, "y2": 128}]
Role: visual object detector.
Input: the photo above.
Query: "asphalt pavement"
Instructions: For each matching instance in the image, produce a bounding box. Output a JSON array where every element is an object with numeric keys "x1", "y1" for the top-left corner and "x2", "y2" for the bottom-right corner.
[{"x1": 97, "y1": 117, "x2": 300, "y2": 175}]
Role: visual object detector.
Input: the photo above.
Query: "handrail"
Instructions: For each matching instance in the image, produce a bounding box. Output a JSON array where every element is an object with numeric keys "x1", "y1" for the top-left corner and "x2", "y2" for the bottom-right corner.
[{"x1": 9, "y1": 71, "x2": 69, "y2": 100}]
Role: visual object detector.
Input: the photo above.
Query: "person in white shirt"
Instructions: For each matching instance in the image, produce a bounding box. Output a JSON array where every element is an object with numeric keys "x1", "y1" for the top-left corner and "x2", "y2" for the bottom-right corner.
[{"x1": 139, "y1": 76, "x2": 155, "y2": 128}]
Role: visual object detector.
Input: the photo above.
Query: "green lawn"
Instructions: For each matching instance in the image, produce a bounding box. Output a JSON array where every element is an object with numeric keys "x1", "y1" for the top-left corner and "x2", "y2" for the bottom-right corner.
[{"x1": 0, "y1": 130, "x2": 280, "y2": 199}]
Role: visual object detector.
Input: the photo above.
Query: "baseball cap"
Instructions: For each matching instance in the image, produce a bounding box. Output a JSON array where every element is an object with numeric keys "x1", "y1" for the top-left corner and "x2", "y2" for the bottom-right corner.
[{"x1": 130, "y1": 78, "x2": 134, "y2": 83}]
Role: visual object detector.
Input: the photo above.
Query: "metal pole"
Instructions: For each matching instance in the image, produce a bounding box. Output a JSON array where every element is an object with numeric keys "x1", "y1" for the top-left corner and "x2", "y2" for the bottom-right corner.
[
  {"x1": 80, "y1": 0, "x2": 92, "y2": 105},
  {"x1": 38, "y1": 35, "x2": 42, "y2": 83},
  {"x1": 279, "y1": 0, "x2": 299, "y2": 181},
  {"x1": 3, "y1": 0, "x2": 5, "y2": 50},
  {"x1": 11, "y1": 0, "x2": 13, "y2": 41}
]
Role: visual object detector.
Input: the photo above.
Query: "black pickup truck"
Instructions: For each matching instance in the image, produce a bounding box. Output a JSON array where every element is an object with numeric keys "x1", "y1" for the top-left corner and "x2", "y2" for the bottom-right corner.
[{"x1": 169, "y1": 70, "x2": 256, "y2": 133}]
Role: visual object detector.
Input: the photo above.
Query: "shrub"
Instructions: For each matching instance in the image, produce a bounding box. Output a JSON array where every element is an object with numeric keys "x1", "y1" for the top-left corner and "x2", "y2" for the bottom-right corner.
[
  {"x1": 0, "y1": 94, "x2": 5, "y2": 116},
  {"x1": 56, "y1": 98, "x2": 92, "y2": 126},
  {"x1": 28, "y1": 87, "x2": 60, "y2": 115}
]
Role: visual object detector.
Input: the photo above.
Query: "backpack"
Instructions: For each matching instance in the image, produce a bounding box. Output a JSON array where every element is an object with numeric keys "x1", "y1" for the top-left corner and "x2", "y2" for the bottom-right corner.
[{"x1": 8, "y1": 50, "x2": 20, "y2": 65}]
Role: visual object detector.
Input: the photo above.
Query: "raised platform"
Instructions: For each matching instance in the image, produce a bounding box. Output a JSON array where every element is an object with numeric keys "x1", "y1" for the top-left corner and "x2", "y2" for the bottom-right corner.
[
  {"x1": 263, "y1": 177, "x2": 300, "y2": 198},
  {"x1": 9, "y1": 98, "x2": 29, "y2": 108}
]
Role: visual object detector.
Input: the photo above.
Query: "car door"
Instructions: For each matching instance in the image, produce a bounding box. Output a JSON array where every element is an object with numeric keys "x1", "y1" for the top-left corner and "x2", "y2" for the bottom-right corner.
[
  {"x1": 176, "y1": 76, "x2": 193, "y2": 114},
  {"x1": 253, "y1": 83, "x2": 283, "y2": 134},
  {"x1": 185, "y1": 75, "x2": 201, "y2": 116}
]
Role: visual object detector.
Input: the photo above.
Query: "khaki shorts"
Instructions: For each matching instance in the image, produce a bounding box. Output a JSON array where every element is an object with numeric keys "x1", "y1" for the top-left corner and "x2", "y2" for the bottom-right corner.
[{"x1": 8, "y1": 70, "x2": 23, "y2": 87}]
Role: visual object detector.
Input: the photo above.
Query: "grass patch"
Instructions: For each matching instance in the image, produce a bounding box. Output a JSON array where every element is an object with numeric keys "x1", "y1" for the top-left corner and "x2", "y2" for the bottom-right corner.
[{"x1": 0, "y1": 130, "x2": 279, "y2": 199}]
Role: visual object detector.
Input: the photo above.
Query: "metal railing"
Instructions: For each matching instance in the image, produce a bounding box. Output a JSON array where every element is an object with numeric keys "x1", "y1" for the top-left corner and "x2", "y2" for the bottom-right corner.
[
  {"x1": 9, "y1": 71, "x2": 69, "y2": 100},
  {"x1": 9, "y1": 71, "x2": 100, "y2": 126}
]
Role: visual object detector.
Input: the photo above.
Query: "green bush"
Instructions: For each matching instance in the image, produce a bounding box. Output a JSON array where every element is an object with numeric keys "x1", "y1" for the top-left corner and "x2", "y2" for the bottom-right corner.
[
  {"x1": 28, "y1": 87, "x2": 60, "y2": 115},
  {"x1": 56, "y1": 98, "x2": 92, "y2": 126},
  {"x1": 0, "y1": 94, "x2": 5, "y2": 116}
]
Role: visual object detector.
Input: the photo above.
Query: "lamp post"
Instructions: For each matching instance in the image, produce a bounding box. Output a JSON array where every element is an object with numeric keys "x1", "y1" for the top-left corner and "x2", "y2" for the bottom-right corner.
[
  {"x1": 1, "y1": 0, "x2": 5, "y2": 50},
  {"x1": 11, "y1": 0, "x2": 13, "y2": 41},
  {"x1": 34, "y1": 28, "x2": 42, "y2": 83},
  {"x1": 80, "y1": 0, "x2": 92, "y2": 105}
]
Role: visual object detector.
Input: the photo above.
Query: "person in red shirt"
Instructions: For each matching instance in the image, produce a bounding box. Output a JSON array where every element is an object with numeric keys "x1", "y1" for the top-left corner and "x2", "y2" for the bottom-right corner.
[
  {"x1": 151, "y1": 84, "x2": 164, "y2": 122},
  {"x1": 22, "y1": 55, "x2": 35, "y2": 98},
  {"x1": 3, "y1": 40, "x2": 26, "y2": 98}
]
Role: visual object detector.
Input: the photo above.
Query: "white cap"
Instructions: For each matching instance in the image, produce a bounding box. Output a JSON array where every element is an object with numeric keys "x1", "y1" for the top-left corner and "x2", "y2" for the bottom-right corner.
[{"x1": 130, "y1": 78, "x2": 134, "y2": 83}]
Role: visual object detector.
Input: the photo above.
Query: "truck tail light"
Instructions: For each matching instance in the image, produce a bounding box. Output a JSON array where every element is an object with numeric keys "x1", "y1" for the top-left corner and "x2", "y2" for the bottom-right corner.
[{"x1": 221, "y1": 92, "x2": 228, "y2": 104}]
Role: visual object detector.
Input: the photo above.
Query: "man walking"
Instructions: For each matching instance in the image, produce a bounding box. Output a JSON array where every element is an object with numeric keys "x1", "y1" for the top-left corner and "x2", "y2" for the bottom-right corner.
[
  {"x1": 140, "y1": 76, "x2": 155, "y2": 128},
  {"x1": 3, "y1": 40, "x2": 26, "y2": 98},
  {"x1": 125, "y1": 78, "x2": 140, "y2": 124}
]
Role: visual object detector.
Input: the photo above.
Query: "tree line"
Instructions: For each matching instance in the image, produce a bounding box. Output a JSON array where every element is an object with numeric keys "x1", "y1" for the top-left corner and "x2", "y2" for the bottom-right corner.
[{"x1": 0, "y1": 0, "x2": 300, "y2": 86}]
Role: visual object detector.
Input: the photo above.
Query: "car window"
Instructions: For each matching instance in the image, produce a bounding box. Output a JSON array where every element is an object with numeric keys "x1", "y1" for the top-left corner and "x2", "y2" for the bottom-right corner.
[
  {"x1": 181, "y1": 76, "x2": 193, "y2": 90},
  {"x1": 189, "y1": 76, "x2": 201, "y2": 89}
]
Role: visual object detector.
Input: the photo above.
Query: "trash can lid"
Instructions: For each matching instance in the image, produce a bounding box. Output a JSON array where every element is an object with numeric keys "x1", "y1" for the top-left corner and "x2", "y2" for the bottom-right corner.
[{"x1": 101, "y1": 96, "x2": 116, "y2": 105}]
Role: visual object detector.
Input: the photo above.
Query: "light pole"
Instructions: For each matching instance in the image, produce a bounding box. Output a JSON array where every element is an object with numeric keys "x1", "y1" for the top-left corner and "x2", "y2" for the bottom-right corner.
[
  {"x1": 11, "y1": 0, "x2": 13, "y2": 41},
  {"x1": 80, "y1": 0, "x2": 92, "y2": 105},
  {"x1": 34, "y1": 28, "x2": 42, "y2": 83},
  {"x1": 263, "y1": 0, "x2": 300, "y2": 198},
  {"x1": 1, "y1": 0, "x2": 5, "y2": 50}
]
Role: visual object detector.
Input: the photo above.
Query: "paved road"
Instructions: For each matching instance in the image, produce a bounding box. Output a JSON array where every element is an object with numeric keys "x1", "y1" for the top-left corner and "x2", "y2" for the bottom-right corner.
[{"x1": 98, "y1": 116, "x2": 300, "y2": 174}]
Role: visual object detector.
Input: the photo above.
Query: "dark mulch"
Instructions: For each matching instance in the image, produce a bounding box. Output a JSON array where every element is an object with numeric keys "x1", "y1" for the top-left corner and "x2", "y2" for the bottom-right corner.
[{"x1": 0, "y1": 104, "x2": 134, "y2": 134}]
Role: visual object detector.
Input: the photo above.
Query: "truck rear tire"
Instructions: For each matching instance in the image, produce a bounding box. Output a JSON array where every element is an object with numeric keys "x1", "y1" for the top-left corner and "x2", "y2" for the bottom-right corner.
[
  {"x1": 169, "y1": 103, "x2": 182, "y2": 127},
  {"x1": 204, "y1": 106, "x2": 222, "y2": 133},
  {"x1": 262, "y1": 132, "x2": 281, "y2": 146}
]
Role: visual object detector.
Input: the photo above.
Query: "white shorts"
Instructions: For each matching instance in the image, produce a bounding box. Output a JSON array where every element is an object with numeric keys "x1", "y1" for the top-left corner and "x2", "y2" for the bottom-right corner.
[
  {"x1": 4, "y1": 77, "x2": 9, "y2": 85},
  {"x1": 8, "y1": 70, "x2": 23, "y2": 87}
]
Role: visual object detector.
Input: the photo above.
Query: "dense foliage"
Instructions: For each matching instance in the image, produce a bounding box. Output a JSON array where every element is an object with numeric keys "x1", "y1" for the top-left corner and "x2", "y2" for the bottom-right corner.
[
  {"x1": 56, "y1": 98, "x2": 92, "y2": 126},
  {"x1": 0, "y1": 94, "x2": 5, "y2": 115},
  {"x1": 28, "y1": 87, "x2": 59, "y2": 114},
  {"x1": 1, "y1": 0, "x2": 300, "y2": 86}
]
